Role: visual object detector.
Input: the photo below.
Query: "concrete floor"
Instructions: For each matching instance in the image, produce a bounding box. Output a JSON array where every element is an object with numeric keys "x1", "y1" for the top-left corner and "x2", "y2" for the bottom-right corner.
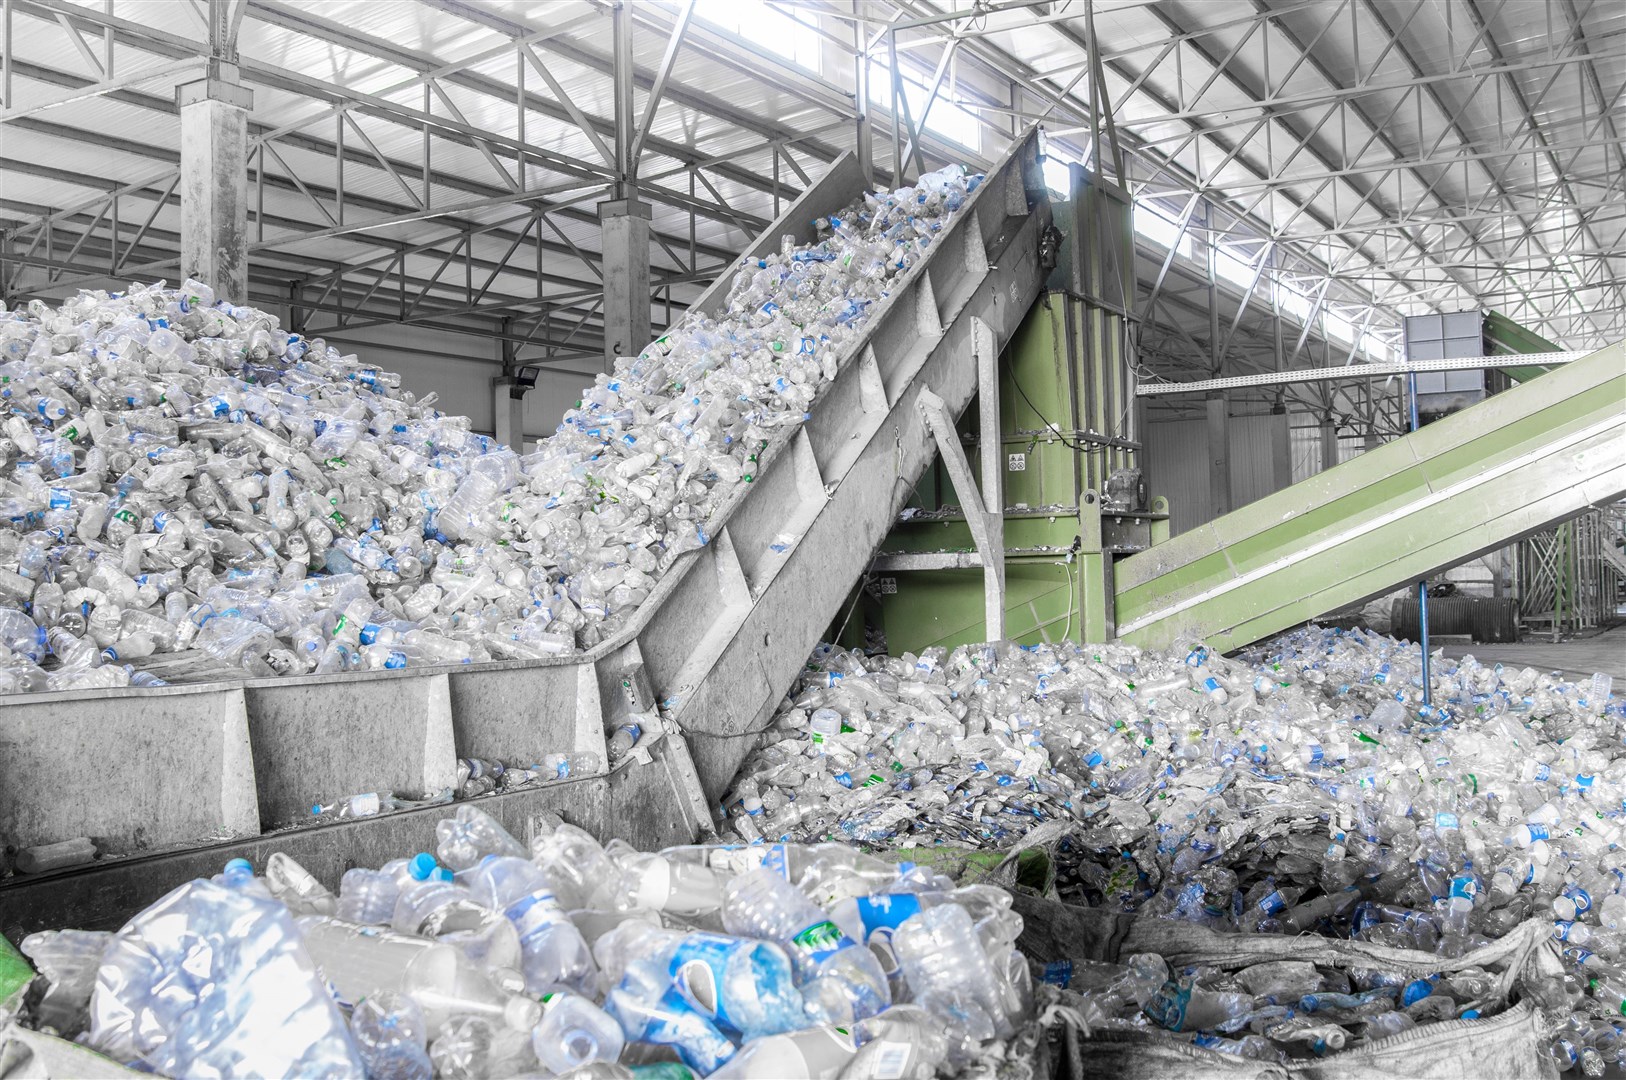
[{"x1": 1440, "y1": 622, "x2": 1626, "y2": 682}]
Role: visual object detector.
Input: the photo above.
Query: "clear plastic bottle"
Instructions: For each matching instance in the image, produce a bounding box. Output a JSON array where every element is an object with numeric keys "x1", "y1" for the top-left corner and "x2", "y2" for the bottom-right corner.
[
  {"x1": 722, "y1": 867, "x2": 888, "y2": 1026},
  {"x1": 604, "y1": 953, "x2": 739, "y2": 1074},
  {"x1": 436, "y1": 806, "x2": 528, "y2": 870},
  {"x1": 463, "y1": 855, "x2": 597, "y2": 995},
  {"x1": 263, "y1": 852, "x2": 337, "y2": 917},
  {"x1": 891, "y1": 902, "x2": 1017, "y2": 1040},
  {"x1": 350, "y1": 991, "x2": 433, "y2": 1080},
  {"x1": 297, "y1": 916, "x2": 541, "y2": 1033},
  {"x1": 531, "y1": 991, "x2": 625, "y2": 1074},
  {"x1": 707, "y1": 1025, "x2": 857, "y2": 1080}
]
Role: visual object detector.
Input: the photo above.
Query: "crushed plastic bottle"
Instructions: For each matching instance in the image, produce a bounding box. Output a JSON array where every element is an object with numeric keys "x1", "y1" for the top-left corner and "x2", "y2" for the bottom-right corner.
[
  {"x1": 84, "y1": 858, "x2": 364, "y2": 1077},
  {"x1": 0, "y1": 164, "x2": 982, "y2": 703},
  {"x1": 19, "y1": 807, "x2": 1029, "y2": 1077}
]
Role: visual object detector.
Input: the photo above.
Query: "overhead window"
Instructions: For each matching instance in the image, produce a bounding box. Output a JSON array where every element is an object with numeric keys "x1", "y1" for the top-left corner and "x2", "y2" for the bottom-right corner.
[
  {"x1": 1214, "y1": 248, "x2": 1256, "y2": 288},
  {"x1": 1133, "y1": 202, "x2": 1192, "y2": 257},
  {"x1": 1277, "y1": 283, "x2": 1313, "y2": 322},
  {"x1": 698, "y1": 0, "x2": 821, "y2": 72},
  {"x1": 867, "y1": 58, "x2": 983, "y2": 150}
]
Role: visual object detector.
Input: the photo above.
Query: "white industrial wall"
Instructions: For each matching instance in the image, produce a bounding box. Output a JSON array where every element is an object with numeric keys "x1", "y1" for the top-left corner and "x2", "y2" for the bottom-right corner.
[{"x1": 1144, "y1": 410, "x2": 1297, "y2": 536}]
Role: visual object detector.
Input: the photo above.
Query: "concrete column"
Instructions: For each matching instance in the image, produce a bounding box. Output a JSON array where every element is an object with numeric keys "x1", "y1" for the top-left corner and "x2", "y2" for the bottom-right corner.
[
  {"x1": 598, "y1": 196, "x2": 652, "y2": 366},
  {"x1": 176, "y1": 69, "x2": 251, "y2": 304},
  {"x1": 1269, "y1": 401, "x2": 1293, "y2": 491},
  {"x1": 1206, "y1": 391, "x2": 1230, "y2": 521},
  {"x1": 493, "y1": 377, "x2": 527, "y2": 452}
]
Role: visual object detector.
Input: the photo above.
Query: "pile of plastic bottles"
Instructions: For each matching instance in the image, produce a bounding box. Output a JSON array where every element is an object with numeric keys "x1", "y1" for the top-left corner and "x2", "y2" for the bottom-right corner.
[
  {"x1": 1042, "y1": 949, "x2": 1519, "y2": 1065},
  {"x1": 725, "y1": 628, "x2": 1624, "y2": 1068},
  {"x1": 16, "y1": 806, "x2": 1032, "y2": 1078},
  {"x1": 0, "y1": 166, "x2": 981, "y2": 693}
]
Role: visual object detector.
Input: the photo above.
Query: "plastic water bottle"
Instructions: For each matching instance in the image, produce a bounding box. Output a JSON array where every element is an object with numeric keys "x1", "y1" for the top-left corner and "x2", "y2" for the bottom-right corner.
[
  {"x1": 604, "y1": 953, "x2": 739, "y2": 1074},
  {"x1": 435, "y1": 805, "x2": 527, "y2": 870},
  {"x1": 531, "y1": 991, "x2": 625, "y2": 1074},
  {"x1": 722, "y1": 867, "x2": 889, "y2": 1025},
  {"x1": 263, "y1": 852, "x2": 337, "y2": 917},
  {"x1": 593, "y1": 920, "x2": 802, "y2": 1041},
  {"x1": 891, "y1": 902, "x2": 1017, "y2": 1040},
  {"x1": 339, "y1": 855, "x2": 435, "y2": 925},
  {"x1": 297, "y1": 916, "x2": 542, "y2": 1034},
  {"x1": 463, "y1": 855, "x2": 597, "y2": 995},
  {"x1": 617, "y1": 851, "x2": 727, "y2": 916},
  {"x1": 18, "y1": 927, "x2": 112, "y2": 1037},
  {"x1": 707, "y1": 1025, "x2": 857, "y2": 1079},
  {"x1": 350, "y1": 991, "x2": 433, "y2": 1080},
  {"x1": 85, "y1": 865, "x2": 364, "y2": 1077}
]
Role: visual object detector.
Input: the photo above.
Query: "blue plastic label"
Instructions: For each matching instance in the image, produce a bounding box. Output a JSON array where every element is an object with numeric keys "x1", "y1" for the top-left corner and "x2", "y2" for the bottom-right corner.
[
  {"x1": 850, "y1": 894, "x2": 924, "y2": 939},
  {"x1": 1040, "y1": 960, "x2": 1073, "y2": 988},
  {"x1": 760, "y1": 844, "x2": 792, "y2": 879}
]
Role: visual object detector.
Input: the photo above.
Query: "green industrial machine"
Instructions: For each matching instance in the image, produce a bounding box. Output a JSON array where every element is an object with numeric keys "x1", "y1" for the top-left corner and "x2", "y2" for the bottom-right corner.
[
  {"x1": 853, "y1": 165, "x2": 1625, "y2": 657},
  {"x1": 863, "y1": 165, "x2": 1168, "y2": 652}
]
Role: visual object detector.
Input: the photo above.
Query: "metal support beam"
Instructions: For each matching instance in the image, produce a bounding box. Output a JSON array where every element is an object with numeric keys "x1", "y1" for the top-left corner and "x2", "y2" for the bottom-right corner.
[
  {"x1": 1206, "y1": 390, "x2": 1230, "y2": 519},
  {"x1": 597, "y1": 196, "x2": 651, "y2": 366},
  {"x1": 973, "y1": 317, "x2": 1005, "y2": 642},
  {"x1": 918, "y1": 384, "x2": 1004, "y2": 642},
  {"x1": 611, "y1": 0, "x2": 635, "y2": 200}
]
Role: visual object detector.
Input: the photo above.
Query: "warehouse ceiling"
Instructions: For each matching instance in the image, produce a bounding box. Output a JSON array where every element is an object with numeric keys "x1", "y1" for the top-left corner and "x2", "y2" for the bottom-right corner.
[{"x1": 1, "y1": 0, "x2": 1621, "y2": 376}]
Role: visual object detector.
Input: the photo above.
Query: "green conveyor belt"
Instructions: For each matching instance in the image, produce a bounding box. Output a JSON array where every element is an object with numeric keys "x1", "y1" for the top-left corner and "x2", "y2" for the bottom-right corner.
[{"x1": 1114, "y1": 341, "x2": 1626, "y2": 653}]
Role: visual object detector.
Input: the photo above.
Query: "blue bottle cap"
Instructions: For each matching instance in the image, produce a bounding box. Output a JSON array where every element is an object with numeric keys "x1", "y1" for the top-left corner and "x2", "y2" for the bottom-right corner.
[
  {"x1": 409, "y1": 852, "x2": 439, "y2": 881},
  {"x1": 1401, "y1": 978, "x2": 1433, "y2": 1007}
]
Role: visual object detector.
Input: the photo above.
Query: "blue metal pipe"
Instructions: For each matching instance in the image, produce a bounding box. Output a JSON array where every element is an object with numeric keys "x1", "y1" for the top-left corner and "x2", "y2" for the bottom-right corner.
[{"x1": 1407, "y1": 371, "x2": 1433, "y2": 709}]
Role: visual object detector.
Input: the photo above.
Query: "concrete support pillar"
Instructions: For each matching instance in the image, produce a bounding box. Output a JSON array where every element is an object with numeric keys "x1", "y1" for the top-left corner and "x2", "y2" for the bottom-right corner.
[
  {"x1": 598, "y1": 197, "x2": 652, "y2": 366},
  {"x1": 1269, "y1": 401, "x2": 1293, "y2": 492},
  {"x1": 1206, "y1": 391, "x2": 1230, "y2": 521},
  {"x1": 176, "y1": 69, "x2": 251, "y2": 304},
  {"x1": 493, "y1": 378, "x2": 527, "y2": 452}
]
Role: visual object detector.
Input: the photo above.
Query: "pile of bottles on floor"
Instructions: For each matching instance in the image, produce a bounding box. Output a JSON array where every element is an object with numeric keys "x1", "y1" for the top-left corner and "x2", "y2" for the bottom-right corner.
[
  {"x1": 0, "y1": 167, "x2": 980, "y2": 695},
  {"x1": 1044, "y1": 948, "x2": 1523, "y2": 1063},
  {"x1": 727, "y1": 626, "x2": 1624, "y2": 1072},
  {"x1": 13, "y1": 807, "x2": 1033, "y2": 1078}
]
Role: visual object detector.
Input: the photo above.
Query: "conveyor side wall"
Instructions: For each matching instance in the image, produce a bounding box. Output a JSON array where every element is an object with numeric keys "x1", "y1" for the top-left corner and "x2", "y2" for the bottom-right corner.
[{"x1": 0, "y1": 131, "x2": 1052, "y2": 904}]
